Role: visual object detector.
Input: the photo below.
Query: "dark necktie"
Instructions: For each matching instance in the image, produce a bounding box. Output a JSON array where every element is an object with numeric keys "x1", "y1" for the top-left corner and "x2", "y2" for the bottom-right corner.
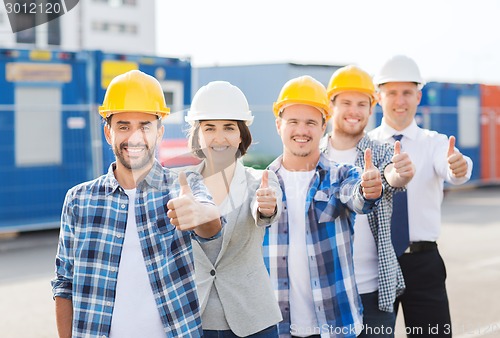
[{"x1": 391, "y1": 134, "x2": 410, "y2": 257}]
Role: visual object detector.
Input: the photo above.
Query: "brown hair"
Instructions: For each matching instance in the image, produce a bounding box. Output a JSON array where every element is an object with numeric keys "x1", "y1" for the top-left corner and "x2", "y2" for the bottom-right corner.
[{"x1": 187, "y1": 120, "x2": 252, "y2": 159}]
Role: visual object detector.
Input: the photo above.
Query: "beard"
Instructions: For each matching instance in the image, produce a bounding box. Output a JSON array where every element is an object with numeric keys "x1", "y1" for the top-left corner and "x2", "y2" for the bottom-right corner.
[
  {"x1": 114, "y1": 141, "x2": 156, "y2": 170},
  {"x1": 287, "y1": 134, "x2": 313, "y2": 158},
  {"x1": 335, "y1": 122, "x2": 365, "y2": 139},
  {"x1": 290, "y1": 149, "x2": 312, "y2": 157}
]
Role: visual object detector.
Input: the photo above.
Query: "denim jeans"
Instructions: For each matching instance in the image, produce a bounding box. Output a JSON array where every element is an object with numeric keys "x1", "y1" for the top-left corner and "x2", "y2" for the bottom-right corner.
[
  {"x1": 203, "y1": 324, "x2": 278, "y2": 338},
  {"x1": 358, "y1": 291, "x2": 396, "y2": 338}
]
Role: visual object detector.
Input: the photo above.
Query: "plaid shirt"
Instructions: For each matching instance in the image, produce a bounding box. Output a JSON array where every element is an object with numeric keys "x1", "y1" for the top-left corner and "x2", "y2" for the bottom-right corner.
[
  {"x1": 52, "y1": 160, "x2": 217, "y2": 338},
  {"x1": 320, "y1": 134, "x2": 406, "y2": 313},
  {"x1": 263, "y1": 154, "x2": 381, "y2": 338}
]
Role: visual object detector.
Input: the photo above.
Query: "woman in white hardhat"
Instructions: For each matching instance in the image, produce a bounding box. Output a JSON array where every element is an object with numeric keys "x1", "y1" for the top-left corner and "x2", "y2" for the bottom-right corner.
[{"x1": 183, "y1": 81, "x2": 282, "y2": 337}]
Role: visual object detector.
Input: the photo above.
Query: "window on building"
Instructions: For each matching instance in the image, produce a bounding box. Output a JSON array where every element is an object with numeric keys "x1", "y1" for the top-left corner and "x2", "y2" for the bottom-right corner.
[
  {"x1": 92, "y1": 0, "x2": 136, "y2": 5},
  {"x1": 15, "y1": 86, "x2": 62, "y2": 167},
  {"x1": 92, "y1": 21, "x2": 137, "y2": 35},
  {"x1": 47, "y1": 1, "x2": 61, "y2": 45},
  {"x1": 15, "y1": 0, "x2": 36, "y2": 44},
  {"x1": 14, "y1": 0, "x2": 62, "y2": 45}
]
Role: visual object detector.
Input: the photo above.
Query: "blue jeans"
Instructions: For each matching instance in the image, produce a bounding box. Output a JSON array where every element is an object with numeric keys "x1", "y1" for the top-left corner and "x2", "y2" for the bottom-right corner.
[
  {"x1": 358, "y1": 291, "x2": 396, "y2": 338},
  {"x1": 203, "y1": 325, "x2": 278, "y2": 337}
]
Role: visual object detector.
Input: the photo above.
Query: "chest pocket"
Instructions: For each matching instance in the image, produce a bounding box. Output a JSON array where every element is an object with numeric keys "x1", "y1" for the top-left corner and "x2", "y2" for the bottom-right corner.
[
  {"x1": 155, "y1": 217, "x2": 191, "y2": 258},
  {"x1": 313, "y1": 189, "x2": 341, "y2": 223}
]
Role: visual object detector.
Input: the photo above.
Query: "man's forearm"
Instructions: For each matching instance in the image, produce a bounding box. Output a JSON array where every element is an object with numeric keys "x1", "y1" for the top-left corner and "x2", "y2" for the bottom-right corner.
[{"x1": 55, "y1": 296, "x2": 73, "y2": 338}]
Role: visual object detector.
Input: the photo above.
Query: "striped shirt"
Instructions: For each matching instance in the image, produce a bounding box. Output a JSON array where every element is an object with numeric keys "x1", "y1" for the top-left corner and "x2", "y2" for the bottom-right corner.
[
  {"x1": 52, "y1": 160, "x2": 218, "y2": 338},
  {"x1": 320, "y1": 134, "x2": 406, "y2": 313},
  {"x1": 263, "y1": 154, "x2": 381, "y2": 338}
]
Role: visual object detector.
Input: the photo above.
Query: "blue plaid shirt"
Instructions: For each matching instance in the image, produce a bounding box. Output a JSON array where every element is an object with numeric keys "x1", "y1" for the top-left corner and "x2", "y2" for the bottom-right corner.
[
  {"x1": 263, "y1": 154, "x2": 381, "y2": 338},
  {"x1": 52, "y1": 160, "x2": 218, "y2": 338}
]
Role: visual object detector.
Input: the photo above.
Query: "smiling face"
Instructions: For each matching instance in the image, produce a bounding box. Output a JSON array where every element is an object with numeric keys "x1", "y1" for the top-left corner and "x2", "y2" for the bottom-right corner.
[
  {"x1": 198, "y1": 120, "x2": 242, "y2": 166},
  {"x1": 276, "y1": 104, "x2": 326, "y2": 169},
  {"x1": 104, "y1": 112, "x2": 163, "y2": 173},
  {"x1": 331, "y1": 91, "x2": 372, "y2": 139},
  {"x1": 377, "y1": 82, "x2": 422, "y2": 131}
]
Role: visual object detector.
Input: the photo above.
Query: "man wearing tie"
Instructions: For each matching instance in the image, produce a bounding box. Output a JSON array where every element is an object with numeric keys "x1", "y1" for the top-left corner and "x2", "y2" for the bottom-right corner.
[{"x1": 369, "y1": 55, "x2": 473, "y2": 337}]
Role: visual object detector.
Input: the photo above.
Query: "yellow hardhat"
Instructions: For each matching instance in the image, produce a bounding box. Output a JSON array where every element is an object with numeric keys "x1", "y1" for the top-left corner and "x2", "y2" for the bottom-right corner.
[
  {"x1": 327, "y1": 65, "x2": 376, "y2": 105},
  {"x1": 273, "y1": 75, "x2": 331, "y2": 120},
  {"x1": 98, "y1": 70, "x2": 170, "y2": 118}
]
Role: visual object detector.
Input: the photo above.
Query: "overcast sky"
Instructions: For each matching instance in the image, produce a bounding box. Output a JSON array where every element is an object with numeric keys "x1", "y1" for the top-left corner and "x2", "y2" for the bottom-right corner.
[{"x1": 156, "y1": 0, "x2": 500, "y2": 85}]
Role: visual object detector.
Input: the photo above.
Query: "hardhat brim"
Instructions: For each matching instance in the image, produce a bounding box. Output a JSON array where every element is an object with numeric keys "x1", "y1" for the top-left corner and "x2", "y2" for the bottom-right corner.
[
  {"x1": 185, "y1": 113, "x2": 254, "y2": 126},
  {"x1": 99, "y1": 107, "x2": 169, "y2": 119}
]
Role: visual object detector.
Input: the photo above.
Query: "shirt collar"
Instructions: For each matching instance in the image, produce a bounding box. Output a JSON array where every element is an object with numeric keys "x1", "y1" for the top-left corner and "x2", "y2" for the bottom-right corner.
[
  {"x1": 269, "y1": 154, "x2": 328, "y2": 185},
  {"x1": 103, "y1": 159, "x2": 165, "y2": 195},
  {"x1": 356, "y1": 133, "x2": 373, "y2": 151},
  {"x1": 379, "y1": 118, "x2": 419, "y2": 141},
  {"x1": 320, "y1": 132, "x2": 370, "y2": 154}
]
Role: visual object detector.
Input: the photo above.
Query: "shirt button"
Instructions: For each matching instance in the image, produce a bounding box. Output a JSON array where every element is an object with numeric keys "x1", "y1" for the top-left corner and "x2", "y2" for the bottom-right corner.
[
  {"x1": 116, "y1": 233, "x2": 122, "y2": 239},
  {"x1": 106, "y1": 301, "x2": 111, "y2": 306},
  {"x1": 210, "y1": 269, "x2": 216, "y2": 276},
  {"x1": 110, "y1": 267, "x2": 117, "y2": 272},
  {"x1": 121, "y1": 204, "x2": 126, "y2": 209}
]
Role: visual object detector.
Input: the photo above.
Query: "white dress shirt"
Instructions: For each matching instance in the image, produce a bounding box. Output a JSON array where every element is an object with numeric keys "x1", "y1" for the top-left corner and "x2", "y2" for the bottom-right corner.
[{"x1": 369, "y1": 119, "x2": 473, "y2": 242}]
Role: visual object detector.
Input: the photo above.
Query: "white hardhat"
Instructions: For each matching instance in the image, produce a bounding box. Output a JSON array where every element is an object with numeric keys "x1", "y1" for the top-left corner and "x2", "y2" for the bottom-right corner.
[
  {"x1": 373, "y1": 55, "x2": 426, "y2": 90},
  {"x1": 185, "y1": 81, "x2": 254, "y2": 126}
]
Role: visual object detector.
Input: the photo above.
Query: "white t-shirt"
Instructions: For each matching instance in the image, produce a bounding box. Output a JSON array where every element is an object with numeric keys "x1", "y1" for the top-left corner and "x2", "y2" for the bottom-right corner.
[
  {"x1": 279, "y1": 167, "x2": 318, "y2": 337},
  {"x1": 109, "y1": 188, "x2": 165, "y2": 338},
  {"x1": 326, "y1": 143, "x2": 379, "y2": 294}
]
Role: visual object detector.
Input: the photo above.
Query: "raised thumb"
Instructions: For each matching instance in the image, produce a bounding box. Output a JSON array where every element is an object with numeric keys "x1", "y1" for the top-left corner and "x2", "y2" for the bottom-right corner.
[
  {"x1": 364, "y1": 148, "x2": 374, "y2": 171},
  {"x1": 260, "y1": 170, "x2": 269, "y2": 189},
  {"x1": 447, "y1": 136, "x2": 456, "y2": 157},
  {"x1": 394, "y1": 140, "x2": 401, "y2": 156},
  {"x1": 179, "y1": 171, "x2": 191, "y2": 195}
]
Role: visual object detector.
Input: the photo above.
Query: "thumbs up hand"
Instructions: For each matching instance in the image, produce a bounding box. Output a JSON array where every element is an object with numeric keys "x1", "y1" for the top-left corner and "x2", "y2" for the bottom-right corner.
[
  {"x1": 391, "y1": 140, "x2": 415, "y2": 180},
  {"x1": 447, "y1": 136, "x2": 468, "y2": 178},
  {"x1": 256, "y1": 170, "x2": 277, "y2": 217},
  {"x1": 167, "y1": 171, "x2": 200, "y2": 231},
  {"x1": 361, "y1": 148, "x2": 383, "y2": 199}
]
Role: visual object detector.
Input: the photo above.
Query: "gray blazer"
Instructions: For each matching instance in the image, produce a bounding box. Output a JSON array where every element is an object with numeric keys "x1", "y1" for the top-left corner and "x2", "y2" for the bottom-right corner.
[{"x1": 186, "y1": 160, "x2": 283, "y2": 336}]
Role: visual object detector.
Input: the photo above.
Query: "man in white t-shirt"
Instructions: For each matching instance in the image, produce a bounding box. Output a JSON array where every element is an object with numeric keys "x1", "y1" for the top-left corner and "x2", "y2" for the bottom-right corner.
[
  {"x1": 320, "y1": 65, "x2": 415, "y2": 338},
  {"x1": 263, "y1": 75, "x2": 384, "y2": 338},
  {"x1": 369, "y1": 55, "x2": 472, "y2": 337}
]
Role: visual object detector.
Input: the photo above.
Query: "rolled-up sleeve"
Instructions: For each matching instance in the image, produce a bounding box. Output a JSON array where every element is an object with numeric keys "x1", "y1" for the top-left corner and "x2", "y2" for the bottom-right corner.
[{"x1": 51, "y1": 192, "x2": 74, "y2": 300}]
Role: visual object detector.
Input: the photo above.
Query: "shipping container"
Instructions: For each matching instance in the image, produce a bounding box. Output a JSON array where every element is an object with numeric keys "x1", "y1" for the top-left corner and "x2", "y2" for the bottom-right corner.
[
  {"x1": 479, "y1": 85, "x2": 500, "y2": 183},
  {"x1": 0, "y1": 48, "x2": 192, "y2": 232},
  {"x1": 420, "y1": 82, "x2": 481, "y2": 181},
  {"x1": 374, "y1": 82, "x2": 482, "y2": 182}
]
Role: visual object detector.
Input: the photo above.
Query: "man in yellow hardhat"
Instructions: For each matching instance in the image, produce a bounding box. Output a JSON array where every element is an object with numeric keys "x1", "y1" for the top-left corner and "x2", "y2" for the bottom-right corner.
[
  {"x1": 321, "y1": 65, "x2": 415, "y2": 338},
  {"x1": 51, "y1": 70, "x2": 222, "y2": 338},
  {"x1": 263, "y1": 75, "x2": 383, "y2": 338}
]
